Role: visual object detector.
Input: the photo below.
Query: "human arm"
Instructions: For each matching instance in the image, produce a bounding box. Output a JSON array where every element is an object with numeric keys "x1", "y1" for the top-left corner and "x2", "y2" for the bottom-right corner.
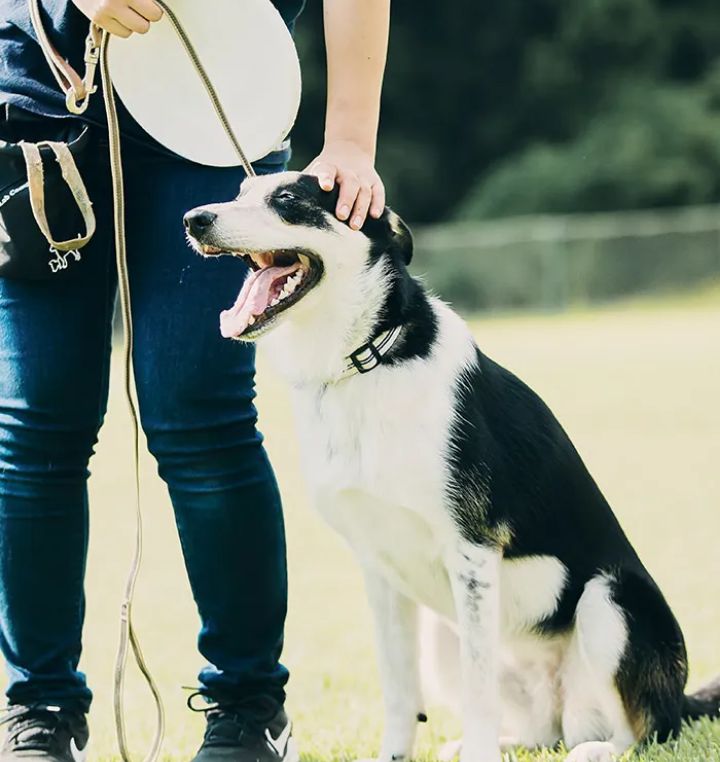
[{"x1": 305, "y1": 0, "x2": 390, "y2": 229}]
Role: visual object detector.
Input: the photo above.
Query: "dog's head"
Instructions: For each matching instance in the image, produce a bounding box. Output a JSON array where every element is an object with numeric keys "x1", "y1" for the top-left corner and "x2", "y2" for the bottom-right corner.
[{"x1": 184, "y1": 171, "x2": 413, "y2": 342}]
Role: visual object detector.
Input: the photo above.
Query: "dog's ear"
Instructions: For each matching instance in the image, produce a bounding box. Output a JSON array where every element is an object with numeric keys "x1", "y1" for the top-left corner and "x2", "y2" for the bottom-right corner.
[
  {"x1": 362, "y1": 207, "x2": 414, "y2": 266},
  {"x1": 386, "y1": 209, "x2": 413, "y2": 265}
]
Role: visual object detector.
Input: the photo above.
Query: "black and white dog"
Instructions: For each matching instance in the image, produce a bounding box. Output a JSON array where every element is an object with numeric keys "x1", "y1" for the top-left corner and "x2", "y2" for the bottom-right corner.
[{"x1": 184, "y1": 172, "x2": 720, "y2": 762}]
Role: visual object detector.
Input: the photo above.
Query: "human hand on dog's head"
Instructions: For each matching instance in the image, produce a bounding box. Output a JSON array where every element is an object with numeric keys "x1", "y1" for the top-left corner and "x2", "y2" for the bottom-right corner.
[{"x1": 305, "y1": 139, "x2": 385, "y2": 232}]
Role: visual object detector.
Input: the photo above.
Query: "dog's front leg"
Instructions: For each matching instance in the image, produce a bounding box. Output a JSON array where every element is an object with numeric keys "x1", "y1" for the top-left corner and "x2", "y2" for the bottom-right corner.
[
  {"x1": 446, "y1": 540, "x2": 502, "y2": 762},
  {"x1": 361, "y1": 566, "x2": 424, "y2": 762}
]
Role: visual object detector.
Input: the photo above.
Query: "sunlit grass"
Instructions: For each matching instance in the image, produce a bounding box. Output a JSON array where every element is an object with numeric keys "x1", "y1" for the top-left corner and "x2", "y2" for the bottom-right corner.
[{"x1": 12, "y1": 290, "x2": 719, "y2": 761}]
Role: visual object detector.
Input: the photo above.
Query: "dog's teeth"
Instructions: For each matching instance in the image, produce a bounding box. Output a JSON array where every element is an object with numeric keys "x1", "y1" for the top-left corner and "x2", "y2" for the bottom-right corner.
[
  {"x1": 248, "y1": 315, "x2": 255, "y2": 326},
  {"x1": 271, "y1": 298, "x2": 279, "y2": 307}
]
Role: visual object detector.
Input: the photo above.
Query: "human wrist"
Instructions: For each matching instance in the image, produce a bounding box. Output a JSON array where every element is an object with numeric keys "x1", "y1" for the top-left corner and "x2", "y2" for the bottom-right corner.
[
  {"x1": 324, "y1": 106, "x2": 379, "y2": 158},
  {"x1": 322, "y1": 132, "x2": 377, "y2": 162}
]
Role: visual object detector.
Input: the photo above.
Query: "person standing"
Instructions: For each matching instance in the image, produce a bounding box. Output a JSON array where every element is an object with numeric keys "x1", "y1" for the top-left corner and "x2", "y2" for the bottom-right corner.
[{"x1": 0, "y1": 1, "x2": 389, "y2": 761}]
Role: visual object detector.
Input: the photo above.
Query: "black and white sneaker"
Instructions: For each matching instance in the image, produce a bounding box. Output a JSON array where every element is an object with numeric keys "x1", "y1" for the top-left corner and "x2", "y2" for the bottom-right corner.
[
  {"x1": 188, "y1": 693, "x2": 298, "y2": 762},
  {"x1": 0, "y1": 705, "x2": 88, "y2": 762}
]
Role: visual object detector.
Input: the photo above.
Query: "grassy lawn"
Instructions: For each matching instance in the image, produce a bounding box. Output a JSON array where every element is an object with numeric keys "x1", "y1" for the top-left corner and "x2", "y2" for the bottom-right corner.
[{"x1": 22, "y1": 290, "x2": 720, "y2": 761}]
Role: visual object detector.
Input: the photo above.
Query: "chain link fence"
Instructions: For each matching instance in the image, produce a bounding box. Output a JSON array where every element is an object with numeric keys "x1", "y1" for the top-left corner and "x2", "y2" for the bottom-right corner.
[{"x1": 411, "y1": 205, "x2": 720, "y2": 311}]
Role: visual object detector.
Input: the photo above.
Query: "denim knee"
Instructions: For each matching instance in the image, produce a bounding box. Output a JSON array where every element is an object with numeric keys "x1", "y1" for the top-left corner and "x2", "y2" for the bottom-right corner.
[
  {"x1": 0, "y1": 376, "x2": 107, "y2": 502},
  {"x1": 137, "y1": 379, "x2": 270, "y2": 496}
]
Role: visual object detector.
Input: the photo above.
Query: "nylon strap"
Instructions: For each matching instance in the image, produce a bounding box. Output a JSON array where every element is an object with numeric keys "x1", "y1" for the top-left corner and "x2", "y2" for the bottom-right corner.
[
  {"x1": 20, "y1": 141, "x2": 97, "y2": 251},
  {"x1": 28, "y1": 0, "x2": 101, "y2": 114}
]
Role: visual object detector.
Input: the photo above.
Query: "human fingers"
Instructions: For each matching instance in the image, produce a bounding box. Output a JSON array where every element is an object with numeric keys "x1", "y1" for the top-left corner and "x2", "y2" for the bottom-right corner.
[
  {"x1": 349, "y1": 181, "x2": 373, "y2": 230},
  {"x1": 115, "y1": 6, "x2": 153, "y2": 33},
  {"x1": 306, "y1": 161, "x2": 338, "y2": 192},
  {"x1": 129, "y1": 0, "x2": 163, "y2": 22},
  {"x1": 336, "y1": 173, "x2": 360, "y2": 222},
  {"x1": 369, "y1": 179, "x2": 386, "y2": 219}
]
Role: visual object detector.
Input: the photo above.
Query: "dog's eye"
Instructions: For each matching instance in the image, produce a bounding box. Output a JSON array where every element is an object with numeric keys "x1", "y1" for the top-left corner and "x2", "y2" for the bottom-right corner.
[{"x1": 276, "y1": 190, "x2": 299, "y2": 202}]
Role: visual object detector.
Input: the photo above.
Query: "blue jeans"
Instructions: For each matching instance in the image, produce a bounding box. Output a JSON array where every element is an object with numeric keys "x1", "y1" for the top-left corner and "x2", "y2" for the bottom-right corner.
[{"x1": 0, "y1": 123, "x2": 290, "y2": 713}]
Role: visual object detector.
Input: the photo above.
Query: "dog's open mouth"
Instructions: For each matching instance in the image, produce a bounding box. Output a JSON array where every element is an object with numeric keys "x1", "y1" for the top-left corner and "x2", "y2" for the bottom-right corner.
[{"x1": 218, "y1": 248, "x2": 323, "y2": 339}]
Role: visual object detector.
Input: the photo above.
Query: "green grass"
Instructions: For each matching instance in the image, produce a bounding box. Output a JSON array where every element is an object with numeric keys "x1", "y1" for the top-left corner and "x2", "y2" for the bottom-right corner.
[{"x1": 13, "y1": 292, "x2": 720, "y2": 761}]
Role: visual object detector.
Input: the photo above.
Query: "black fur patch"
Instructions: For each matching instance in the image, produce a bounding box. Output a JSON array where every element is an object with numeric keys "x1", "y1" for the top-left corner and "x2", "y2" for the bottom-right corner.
[
  {"x1": 364, "y1": 209, "x2": 414, "y2": 266},
  {"x1": 375, "y1": 275, "x2": 438, "y2": 366},
  {"x1": 358, "y1": 208, "x2": 434, "y2": 365},
  {"x1": 266, "y1": 174, "x2": 339, "y2": 230},
  {"x1": 447, "y1": 349, "x2": 652, "y2": 625},
  {"x1": 611, "y1": 570, "x2": 687, "y2": 742},
  {"x1": 266, "y1": 175, "x2": 414, "y2": 272}
]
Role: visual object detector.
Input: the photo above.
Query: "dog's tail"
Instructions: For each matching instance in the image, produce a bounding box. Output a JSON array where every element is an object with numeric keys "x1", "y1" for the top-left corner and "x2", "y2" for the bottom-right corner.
[{"x1": 682, "y1": 674, "x2": 720, "y2": 722}]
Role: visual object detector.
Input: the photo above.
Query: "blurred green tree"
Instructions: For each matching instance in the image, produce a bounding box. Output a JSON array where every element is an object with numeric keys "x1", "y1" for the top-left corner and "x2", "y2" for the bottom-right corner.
[{"x1": 291, "y1": 1, "x2": 720, "y2": 223}]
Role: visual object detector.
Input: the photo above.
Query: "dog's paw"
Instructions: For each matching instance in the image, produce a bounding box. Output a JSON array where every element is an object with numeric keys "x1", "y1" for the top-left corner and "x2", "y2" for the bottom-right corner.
[
  {"x1": 354, "y1": 752, "x2": 415, "y2": 762},
  {"x1": 499, "y1": 736, "x2": 519, "y2": 751},
  {"x1": 439, "y1": 737, "x2": 518, "y2": 762},
  {"x1": 565, "y1": 741, "x2": 617, "y2": 762},
  {"x1": 438, "y1": 739, "x2": 462, "y2": 762},
  {"x1": 459, "y1": 752, "x2": 502, "y2": 762}
]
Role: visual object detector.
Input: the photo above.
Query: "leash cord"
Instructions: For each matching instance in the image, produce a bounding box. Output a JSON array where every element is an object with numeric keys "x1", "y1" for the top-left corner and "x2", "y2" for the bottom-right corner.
[
  {"x1": 153, "y1": 0, "x2": 256, "y2": 178},
  {"x1": 97, "y1": 5, "x2": 259, "y2": 762},
  {"x1": 99, "y1": 29, "x2": 165, "y2": 762}
]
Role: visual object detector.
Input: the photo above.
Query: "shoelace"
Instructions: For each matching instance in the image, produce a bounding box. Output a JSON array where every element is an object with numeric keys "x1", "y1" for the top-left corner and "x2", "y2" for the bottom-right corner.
[
  {"x1": 186, "y1": 692, "x2": 282, "y2": 747},
  {"x1": 0, "y1": 705, "x2": 76, "y2": 752}
]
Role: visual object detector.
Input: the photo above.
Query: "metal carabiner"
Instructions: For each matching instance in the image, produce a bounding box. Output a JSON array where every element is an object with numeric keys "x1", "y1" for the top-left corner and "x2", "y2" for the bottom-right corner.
[
  {"x1": 65, "y1": 88, "x2": 89, "y2": 114},
  {"x1": 65, "y1": 32, "x2": 100, "y2": 115}
]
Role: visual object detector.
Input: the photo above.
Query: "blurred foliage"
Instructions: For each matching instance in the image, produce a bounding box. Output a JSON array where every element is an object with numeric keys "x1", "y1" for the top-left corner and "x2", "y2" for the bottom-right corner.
[
  {"x1": 291, "y1": 1, "x2": 720, "y2": 224},
  {"x1": 457, "y1": 75, "x2": 720, "y2": 220}
]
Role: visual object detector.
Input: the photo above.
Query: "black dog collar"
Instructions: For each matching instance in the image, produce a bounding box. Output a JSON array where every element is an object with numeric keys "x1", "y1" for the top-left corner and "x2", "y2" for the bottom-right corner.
[{"x1": 337, "y1": 325, "x2": 404, "y2": 382}]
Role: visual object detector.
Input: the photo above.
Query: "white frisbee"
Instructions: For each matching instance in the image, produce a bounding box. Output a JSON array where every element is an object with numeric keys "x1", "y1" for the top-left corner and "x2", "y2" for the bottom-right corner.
[{"x1": 107, "y1": 0, "x2": 301, "y2": 167}]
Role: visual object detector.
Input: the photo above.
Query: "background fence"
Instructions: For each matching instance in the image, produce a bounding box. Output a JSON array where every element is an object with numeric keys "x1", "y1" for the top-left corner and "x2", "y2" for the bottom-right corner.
[{"x1": 412, "y1": 204, "x2": 720, "y2": 311}]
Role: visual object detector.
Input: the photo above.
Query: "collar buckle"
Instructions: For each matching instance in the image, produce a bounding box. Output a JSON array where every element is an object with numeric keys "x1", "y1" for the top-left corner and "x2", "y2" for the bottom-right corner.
[
  {"x1": 349, "y1": 339, "x2": 384, "y2": 374},
  {"x1": 338, "y1": 325, "x2": 404, "y2": 382}
]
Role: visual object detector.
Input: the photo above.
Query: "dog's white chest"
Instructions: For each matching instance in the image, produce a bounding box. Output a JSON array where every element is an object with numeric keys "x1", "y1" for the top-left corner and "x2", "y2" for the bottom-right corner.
[
  {"x1": 291, "y1": 355, "x2": 468, "y2": 614},
  {"x1": 294, "y1": 366, "x2": 454, "y2": 515}
]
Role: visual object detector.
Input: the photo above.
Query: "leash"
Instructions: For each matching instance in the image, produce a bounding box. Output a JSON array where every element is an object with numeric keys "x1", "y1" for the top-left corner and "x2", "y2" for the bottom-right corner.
[
  {"x1": 29, "y1": 2, "x2": 257, "y2": 760},
  {"x1": 98, "y1": 30, "x2": 165, "y2": 762},
  {"x1": 100, "y1": 4, "x2": 257, "y2": 759},
  {"x1": 27, "y1": 0, "x2": 101, "y2": 114}
]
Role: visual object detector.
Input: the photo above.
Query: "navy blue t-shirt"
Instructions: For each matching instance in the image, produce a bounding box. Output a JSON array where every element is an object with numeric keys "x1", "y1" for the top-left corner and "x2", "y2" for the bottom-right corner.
[{"x1": 0, "y1": 0, "x2": 305, "y2": 145}]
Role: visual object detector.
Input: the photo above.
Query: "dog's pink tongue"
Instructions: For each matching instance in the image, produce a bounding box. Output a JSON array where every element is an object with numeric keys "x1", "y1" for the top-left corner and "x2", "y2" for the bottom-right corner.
[{"x1": 220, "y1": 265, "x2": 298, "y2": 338}]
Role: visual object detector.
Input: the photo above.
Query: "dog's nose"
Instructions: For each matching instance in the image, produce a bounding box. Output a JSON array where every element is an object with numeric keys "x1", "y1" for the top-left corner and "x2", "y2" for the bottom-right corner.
[{"x1": 184, "y1": 209, "x2": 217, "y2": 238}]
